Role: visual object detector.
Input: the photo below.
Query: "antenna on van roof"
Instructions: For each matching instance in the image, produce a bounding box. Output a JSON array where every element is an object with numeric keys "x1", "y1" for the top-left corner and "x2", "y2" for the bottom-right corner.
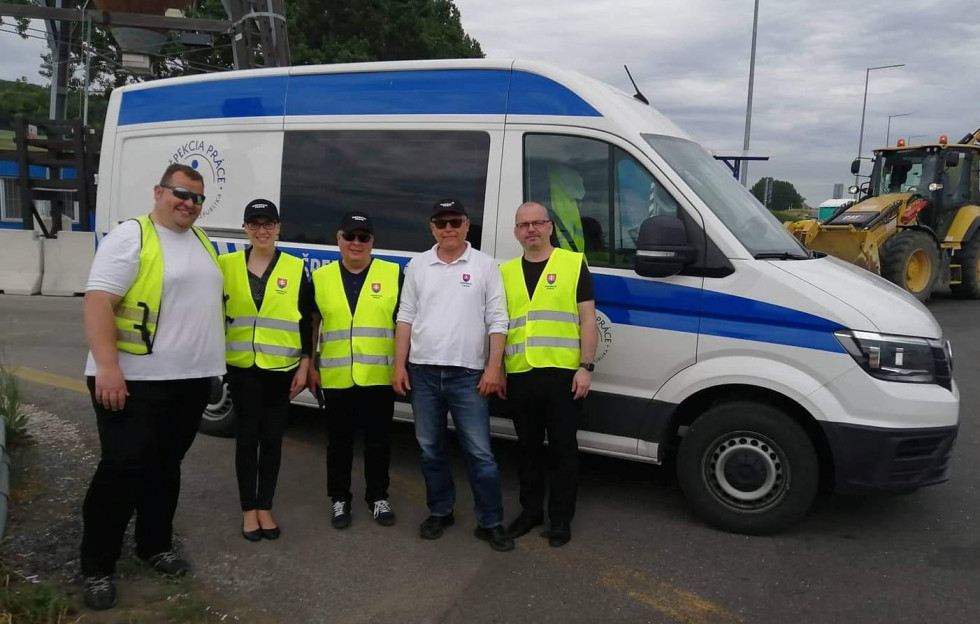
[{"x1": 624, "y1": 65, "x2": 650, "y2": 105}]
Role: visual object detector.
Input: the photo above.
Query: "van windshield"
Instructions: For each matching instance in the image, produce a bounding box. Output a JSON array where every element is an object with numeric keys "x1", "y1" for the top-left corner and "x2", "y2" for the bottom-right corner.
[{"x1": 643, "y1": 134, "x2": 809, "y2": 257}]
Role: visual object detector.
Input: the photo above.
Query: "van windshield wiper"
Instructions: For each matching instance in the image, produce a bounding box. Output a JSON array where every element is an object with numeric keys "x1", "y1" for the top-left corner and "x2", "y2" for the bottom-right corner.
[{"x1": 753, "y1": 251, "x2": 812, "y2": 260}]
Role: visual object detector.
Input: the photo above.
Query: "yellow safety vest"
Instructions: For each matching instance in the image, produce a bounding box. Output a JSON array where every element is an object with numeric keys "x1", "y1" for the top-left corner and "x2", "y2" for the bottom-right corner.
[
  {"x1": 501, "y1": 248, "x2": 583, "y2": 373},
  {"x1": 219, "y1": 250, "x2": 304, "y2": 371},
  {"x1": 115, "y1": 214, "x2": 218, "y2": 355},
  {"x1": 312, "y1": 259, "x2": 399, "y2": 389},
  {"x1": 549, "y1": 167, "x2": 585, "y2": 253}
]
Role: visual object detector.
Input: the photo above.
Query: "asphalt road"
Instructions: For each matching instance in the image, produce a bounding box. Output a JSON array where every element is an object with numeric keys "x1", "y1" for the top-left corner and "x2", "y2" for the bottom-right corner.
[{"x1": 1, "y1": 293, "x2": 978, "y2": 624}]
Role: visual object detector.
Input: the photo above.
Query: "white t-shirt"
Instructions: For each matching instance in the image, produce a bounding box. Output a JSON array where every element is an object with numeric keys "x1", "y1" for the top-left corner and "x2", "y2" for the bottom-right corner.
[
  {"x1": 84, "y1": 219, "x2": 226, "y2": 380},
  {"x1": 397, "y1": 242, "x2": 508, "y2": 370}
]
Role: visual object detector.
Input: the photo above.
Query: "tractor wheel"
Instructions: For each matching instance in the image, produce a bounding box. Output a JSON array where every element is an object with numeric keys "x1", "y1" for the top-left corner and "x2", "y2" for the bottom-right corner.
[
  {"x1": 880, "y1": 230, "x2": 940, "y2": 302},
  {"x1": 951, "y1": 236, "x2": 980, "y2": 299}
]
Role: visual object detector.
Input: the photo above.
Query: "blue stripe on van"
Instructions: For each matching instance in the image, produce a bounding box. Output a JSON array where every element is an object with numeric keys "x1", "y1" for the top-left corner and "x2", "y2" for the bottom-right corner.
[
  {"x1": 591, "y1": 275, "x2": 845, "y2": 353},
  {"x1": 228, "y1": 243, "x2": 844, "y2": 353},
  {"x1": 117, "y1": 69, "x2": 601, "y2": 125}
]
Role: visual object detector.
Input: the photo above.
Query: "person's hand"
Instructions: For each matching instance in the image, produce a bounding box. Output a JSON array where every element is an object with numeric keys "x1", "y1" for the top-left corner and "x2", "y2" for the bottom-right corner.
[
  {"x1": 307, "y1": 366, "x2": 321, "y2": 396},
  {"x1": 289, "y1": 360, "x2": 309, "y2": 400},
  {"x1": 571, "y1": 368, "x2": 592, "y2": 400},
  {"x1": 479, "y1": 364, "x2": 504, "y2": 398},
  {"x1": 392, "y1": 365, "x2": 411, "y2": 396},
  {"x1": 95, "y1": 364, "x2": 129, "y2": 411}
]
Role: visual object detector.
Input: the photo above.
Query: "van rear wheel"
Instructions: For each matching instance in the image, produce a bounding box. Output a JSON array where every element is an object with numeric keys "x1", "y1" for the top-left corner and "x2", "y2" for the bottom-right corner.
[
  {"x1": 199, "y1": 376, "x2": 237, "y2": 437},
  {"x1": 677, "y1": 401, "x2": 819, "y2": 535}
]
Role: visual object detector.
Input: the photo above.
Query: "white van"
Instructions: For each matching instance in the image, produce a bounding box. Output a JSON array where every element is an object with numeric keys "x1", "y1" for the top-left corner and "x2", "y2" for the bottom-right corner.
[{"x1": 95, "y1": 59, "x2": 958, "y2": 534}]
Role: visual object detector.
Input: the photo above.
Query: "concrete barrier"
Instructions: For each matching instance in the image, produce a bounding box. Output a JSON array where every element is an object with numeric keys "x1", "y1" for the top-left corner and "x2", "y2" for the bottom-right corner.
[
  {"x1": 41, "y1": 231, "x2": 95, "y2": 296},
  {"x1": 0, "y1": 230, "x2": 43, "y2": 295}
]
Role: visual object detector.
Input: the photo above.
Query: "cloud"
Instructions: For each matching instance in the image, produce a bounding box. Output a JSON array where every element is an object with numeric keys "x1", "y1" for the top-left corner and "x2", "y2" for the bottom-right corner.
[{"x1": 0, "y1": 19, "x2": 48, "y2": 84}]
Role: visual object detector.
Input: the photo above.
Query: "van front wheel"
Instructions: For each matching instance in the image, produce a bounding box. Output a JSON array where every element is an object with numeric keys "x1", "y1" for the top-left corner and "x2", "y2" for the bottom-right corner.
[
  {"x1": 677, "y1": 402, "x2": 818, "y2": 535},
  {"x1": 199, "y1": 376, "x2": 237, "y2": 437}
]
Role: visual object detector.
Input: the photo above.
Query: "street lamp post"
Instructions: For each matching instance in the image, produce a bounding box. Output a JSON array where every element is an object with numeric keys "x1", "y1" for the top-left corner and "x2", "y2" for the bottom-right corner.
[
  {"x1": 885, "y1": 112, "x2": 912, "y2": 147},
  {"x1": 906, "y1": 134, "x2": 928, "y2": 145},
  {"x1": 739, "y1": 0, "x2": 761, "y2": 187},
  {"x1": 855, "y1": 63, "x2": 905, "y2": 191}
]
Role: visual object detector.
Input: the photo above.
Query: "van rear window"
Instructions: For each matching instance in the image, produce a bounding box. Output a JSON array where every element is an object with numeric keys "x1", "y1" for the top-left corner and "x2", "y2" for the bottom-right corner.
[{"x1": 279, "y1": 130, "x2": 490, "y2": 251}]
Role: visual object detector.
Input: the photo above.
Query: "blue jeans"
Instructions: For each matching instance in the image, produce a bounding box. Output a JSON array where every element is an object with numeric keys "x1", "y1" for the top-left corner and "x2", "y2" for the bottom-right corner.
[{"x1": 409, "y1": 364, "x2": 504, "y2": 528}]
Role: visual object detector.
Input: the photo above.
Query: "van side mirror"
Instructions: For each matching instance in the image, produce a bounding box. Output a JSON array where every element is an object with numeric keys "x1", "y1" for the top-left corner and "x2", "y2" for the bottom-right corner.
[
  {"x1": 633, "y1": 216, "x2": 697, "y2": 278},
  {"x1": 850, "y1": 158, "x2": 861, "y2": 176}
]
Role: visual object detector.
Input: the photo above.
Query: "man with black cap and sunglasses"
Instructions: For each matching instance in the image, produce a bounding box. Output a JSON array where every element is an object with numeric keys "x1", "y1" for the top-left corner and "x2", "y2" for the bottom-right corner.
[
  {"x1": 80, "y1": 164, "x2": 225, "y2": 610},
  {"x1": 309, "y1": 211, "x2": 402, "y2": 530},
  {"x1": 219, "y1": 198, "x2": 314, "y2": 543},
  {"x1": 392, "y1": 199, "x2": 514, "y2": 552}
]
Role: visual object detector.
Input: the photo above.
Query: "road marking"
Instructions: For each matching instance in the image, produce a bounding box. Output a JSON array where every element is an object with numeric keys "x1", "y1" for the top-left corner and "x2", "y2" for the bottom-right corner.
[{"x1": 12, "y1": 366, "x2": 88, "y2": 394}]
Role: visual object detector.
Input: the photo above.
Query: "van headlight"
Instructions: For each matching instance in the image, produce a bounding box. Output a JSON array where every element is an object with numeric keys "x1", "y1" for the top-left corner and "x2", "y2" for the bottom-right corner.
[{"x1": 834, "y1": 330, "x2": 947, "y2": 384}]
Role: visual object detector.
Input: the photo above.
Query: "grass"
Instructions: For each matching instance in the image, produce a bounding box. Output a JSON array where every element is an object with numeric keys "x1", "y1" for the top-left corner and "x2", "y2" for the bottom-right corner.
[
  {"x1": 0, "y1": 362, "x2": 31, "y2": 447},
  {"x1": 771, "y1": 208, "x2": 810, "y2": 223},
  {"x1": 0, "y1": 567, "x2": 76, "y2": 624},
  {"x1": 0, "y1": 130, "x2": 13, "y2": 150}
]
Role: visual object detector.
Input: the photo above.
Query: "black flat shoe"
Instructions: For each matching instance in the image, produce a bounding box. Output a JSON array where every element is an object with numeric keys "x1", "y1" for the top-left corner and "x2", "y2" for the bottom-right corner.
[
  {"x1": 242, "y1": 525, "x2": 263, "y2": 542},
  {"x1": 261, "y1": 526, "x2": 281, "y2": 540}
]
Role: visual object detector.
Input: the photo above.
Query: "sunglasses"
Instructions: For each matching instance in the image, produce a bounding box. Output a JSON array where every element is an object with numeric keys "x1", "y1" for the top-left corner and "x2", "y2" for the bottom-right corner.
[
  {"x1": 245, "y1": 221, "x2": 278, "y2": 231},
  {"x1": 341, "y1": 231, "x2": 374, "y2": 243},
  {"x1": 431, "y1": 217, "x2": 466, "y2": 229},
  {"x1": 161, "y1": 184, "x2": 206, "y2": 206}
]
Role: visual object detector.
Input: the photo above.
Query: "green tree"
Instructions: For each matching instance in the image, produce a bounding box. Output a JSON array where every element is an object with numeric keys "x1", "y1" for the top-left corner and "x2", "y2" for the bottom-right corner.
[
  {"x1": 5, "y1": 0, "x2": 484, "y2": 121},
  {"x1": 750, "y1": 177, "x2": 806, "y2": 211}
]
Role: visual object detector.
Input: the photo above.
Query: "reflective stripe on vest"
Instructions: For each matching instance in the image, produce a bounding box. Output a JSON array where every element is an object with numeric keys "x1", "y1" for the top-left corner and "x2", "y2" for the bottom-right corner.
[
  {"x1": 312, "y1": 259, "x2": 399, "y2": 389},
  {"x1": 114, "y1": 215, "x2": 218, "y2": 355},
  {"x1": 219, "y1": 250, "x2": 304, "y2": 371},
  {"x1": 501, "y1": 248, "x2": 583, "y2": 373}
]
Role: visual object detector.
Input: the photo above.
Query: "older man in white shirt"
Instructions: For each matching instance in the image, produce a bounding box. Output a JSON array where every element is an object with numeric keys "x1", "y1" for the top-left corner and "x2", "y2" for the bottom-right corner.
[{"x1": 392, "y1": 198, "x2": 514, "y2": 552}]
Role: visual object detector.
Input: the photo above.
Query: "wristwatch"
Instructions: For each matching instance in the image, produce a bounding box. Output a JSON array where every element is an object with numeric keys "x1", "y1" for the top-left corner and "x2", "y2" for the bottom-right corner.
[{"x1": 579, "y1": 362, "x2": 595, "y2": 372}]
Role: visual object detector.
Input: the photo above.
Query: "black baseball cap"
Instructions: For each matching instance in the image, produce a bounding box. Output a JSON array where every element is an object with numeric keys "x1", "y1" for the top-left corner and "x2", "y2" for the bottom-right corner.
[
  {"x1": 338, "y1": 211, "x2": 373, "y2": 234},
  {"x1": 243, "y1": 199, "x2": 279, "y2": 223},
  {"x1": 431, "y1": 198, "x2": 467, "y2": 218}
]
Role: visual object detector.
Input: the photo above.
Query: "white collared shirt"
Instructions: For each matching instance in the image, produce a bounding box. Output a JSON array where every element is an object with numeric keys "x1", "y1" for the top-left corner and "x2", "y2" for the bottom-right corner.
[{"x1": 397, "y1": 242, "x2": 508, "y2": 369}]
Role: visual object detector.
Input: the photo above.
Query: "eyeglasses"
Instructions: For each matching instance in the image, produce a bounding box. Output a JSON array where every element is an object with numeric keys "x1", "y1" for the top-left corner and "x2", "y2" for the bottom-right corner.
[
  {"x1": 515, "y1": 219, "x2": 552, "y2": 230},
  {"x1": 161, "y1": 184, "x2": 205, "y2": 206},
  {"x1": 431, "y1": 217, "x2": 466, "y2": 229},
  {"x1": 245, "y1": 221, "x2": 278, "y2": 231},
  {"x1": 341, "y1": 231, "x2": 374, "y2": 243}
]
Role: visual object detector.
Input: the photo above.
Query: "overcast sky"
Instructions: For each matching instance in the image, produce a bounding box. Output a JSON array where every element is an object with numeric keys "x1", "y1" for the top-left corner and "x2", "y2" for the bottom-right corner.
[{"x1": 2, "y1": 0, "x2": 978, "y2": 205}]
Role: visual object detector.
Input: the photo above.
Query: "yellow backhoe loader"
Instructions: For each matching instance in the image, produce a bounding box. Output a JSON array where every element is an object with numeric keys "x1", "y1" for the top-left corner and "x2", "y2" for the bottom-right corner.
[{"x1": 786, "y1": 128, "x2": 980, "y2": 301}]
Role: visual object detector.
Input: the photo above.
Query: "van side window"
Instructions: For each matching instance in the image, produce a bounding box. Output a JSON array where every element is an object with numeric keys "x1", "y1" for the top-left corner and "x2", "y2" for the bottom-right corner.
[
  {"x1": 280, "y1": 130, "x2": 491, "y2": 251},
  {"x1": 523, "y1": 134, "x2": 679, "y2": 268}
]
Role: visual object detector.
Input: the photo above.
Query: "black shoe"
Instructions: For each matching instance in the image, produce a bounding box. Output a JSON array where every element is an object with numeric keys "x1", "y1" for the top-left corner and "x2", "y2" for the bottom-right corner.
[
  {"x1": 474, "y1": 525, "x2": 515, "y2": 552},
  {"x1": 331, "y1": 500, "x2": 351, "y2": 530},
  {"x1": 506, "y1": 513, "x2": 544, "y2": 539},
  {"x1": 83, "y1": 575, "x2": 117, "y2": 611},
  {"x1": 143, "y1": 551, "x2": 189, "y2": 577},
  {"x1": 261, "y1": 526, "x2": 281, "y2": 540},
  {"x1": 242, "y1": 524, "x2": 263, "y2": 542},
  {"x1": 370, "y1": 499, "x2": 396, "y2": 527},
  {"x1": 543, "y1": 522, "x2": 571, "y2": 548},
  {"x1": 419, "y1": 513, "x2": 455, "y2": 540}
]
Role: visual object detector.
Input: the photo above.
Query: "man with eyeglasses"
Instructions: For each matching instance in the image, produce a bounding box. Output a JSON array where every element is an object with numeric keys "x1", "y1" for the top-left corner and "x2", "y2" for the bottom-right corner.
[
  {"x1": 501, "y1": 201, "x2": 597, "y2": 548},
  {"x1": 392, "y1": 198, "x2": 514, "y2": 552},
  {"x1": 309, "y1": 212, "x2": 401, "y2": 530},
  {"x1": 79, "y1": 164, "x2": 225, "y2": 610}
]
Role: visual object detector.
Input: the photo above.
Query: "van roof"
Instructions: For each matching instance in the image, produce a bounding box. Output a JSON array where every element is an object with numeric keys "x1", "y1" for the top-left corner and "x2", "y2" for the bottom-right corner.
[{"x1": 111, "y1": 58, "x2": 691, "y2": 141}]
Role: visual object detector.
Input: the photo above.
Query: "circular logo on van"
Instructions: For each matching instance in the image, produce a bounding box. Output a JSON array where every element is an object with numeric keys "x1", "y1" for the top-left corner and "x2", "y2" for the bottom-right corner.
[
  {"x1": 167, "y1": 139, "x2": 228, "y2": 218},
  {"x1": 594, "y1": 309, "x2": 614, "y2": 363}
]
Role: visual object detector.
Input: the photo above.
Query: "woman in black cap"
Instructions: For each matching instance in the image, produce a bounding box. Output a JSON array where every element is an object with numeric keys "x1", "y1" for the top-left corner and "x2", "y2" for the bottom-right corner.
[{"x1": 217, "y1": 199, "x2": 315, "y2": 541}]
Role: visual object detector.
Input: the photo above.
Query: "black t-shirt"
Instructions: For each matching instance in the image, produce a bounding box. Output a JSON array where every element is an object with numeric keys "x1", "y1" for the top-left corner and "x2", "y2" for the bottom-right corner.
[
  {"x1": 337, "y1": 259, "x2": 404, "y2": 322},
  {"x1": 244, "y1": 248, "x2": 316, "y2": 357},
  {"x1": 521, "y1": 256, "x2": 595, "y2": 303}
]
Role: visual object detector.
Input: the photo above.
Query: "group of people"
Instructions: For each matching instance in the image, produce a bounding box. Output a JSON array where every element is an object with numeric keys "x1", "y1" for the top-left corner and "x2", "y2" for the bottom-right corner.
[{"x1": 79, "y1": 163, "x2": 597, "y2": 611}]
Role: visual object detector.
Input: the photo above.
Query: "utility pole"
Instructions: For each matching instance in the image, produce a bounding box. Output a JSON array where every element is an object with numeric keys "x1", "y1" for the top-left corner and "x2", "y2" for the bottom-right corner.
[{"x1": 224, "y1": 0, "x2": 289, "y2": 70}]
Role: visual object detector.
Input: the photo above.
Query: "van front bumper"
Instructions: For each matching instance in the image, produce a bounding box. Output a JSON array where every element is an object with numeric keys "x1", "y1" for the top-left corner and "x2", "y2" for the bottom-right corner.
[{"x1": 820, "y1": 421, "x2": 958, "y2": 494}]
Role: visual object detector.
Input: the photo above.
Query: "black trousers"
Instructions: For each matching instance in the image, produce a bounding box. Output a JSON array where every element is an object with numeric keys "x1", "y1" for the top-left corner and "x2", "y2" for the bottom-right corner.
[
  {"x1": 507, "y1": 368, "x2": 582, "y2": 524},
  {"x1": 227, "y1": 365, "x2": 293, "y2": 511},
  {"x1": 80, "y1": 376, "x2": 210, "y2": 577},
  {"x1": 322, "y1": 384, "x2": 395, "y2": 505}
]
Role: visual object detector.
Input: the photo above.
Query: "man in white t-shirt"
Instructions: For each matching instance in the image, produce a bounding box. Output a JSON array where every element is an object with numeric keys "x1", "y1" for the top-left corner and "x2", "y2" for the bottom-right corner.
[
  {"x1": 79, "y1": 164, "x2": 225, "y2": 611},
  {"x1": 392, "y1": 198, "x2": 514, "y2": 552}
]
